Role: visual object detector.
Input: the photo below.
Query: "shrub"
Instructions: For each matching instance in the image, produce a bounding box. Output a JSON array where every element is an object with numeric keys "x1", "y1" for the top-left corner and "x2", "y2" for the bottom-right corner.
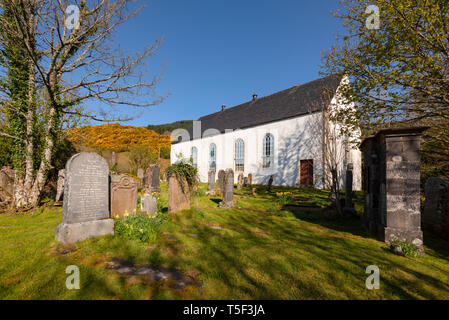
[
  {"x1": 276, "y1": 192, "x2": 294, "y2": 206},
  {"x1": 392, "y1": 240, "x2": 420, "y2": 258},
  {"x1": 165, "y1": 160, "x2": 198, "y2": 192},
  {"x1": 114, "y1": 213, "x2": 166, "y2": 243}
]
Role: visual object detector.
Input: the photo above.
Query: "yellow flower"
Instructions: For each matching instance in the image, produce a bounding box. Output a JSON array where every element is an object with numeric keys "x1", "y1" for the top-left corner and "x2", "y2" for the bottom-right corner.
[
  {"x1": 133, "y1": 208, "x2": 136, "y2": 213},
  {"x1": 124, "y1": 213, "x2": 129, "y2": 217},
  {"x1": 139, "y1": 229, "x2": 143, "y2": 233}
]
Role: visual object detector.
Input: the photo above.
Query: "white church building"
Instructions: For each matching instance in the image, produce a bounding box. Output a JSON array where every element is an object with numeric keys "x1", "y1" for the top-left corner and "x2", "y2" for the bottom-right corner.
[{"x1": 170, "y1": 75, "x2": 361, "y2": 190}]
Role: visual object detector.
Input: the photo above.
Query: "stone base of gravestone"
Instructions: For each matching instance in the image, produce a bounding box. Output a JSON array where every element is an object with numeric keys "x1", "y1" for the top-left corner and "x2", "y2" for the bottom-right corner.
[
  {"x1": 55, "y1": 219, "x2": 114, "y2": 244},
  {"x1": 168, "y1": 175, "x2": 190, "y2": 213},
  {"x1": 141, "y1": 194, "x2": 157, "y2": 215},
  {"x1": 385, "y1": 227, "x2": 424, "y2": 256}
]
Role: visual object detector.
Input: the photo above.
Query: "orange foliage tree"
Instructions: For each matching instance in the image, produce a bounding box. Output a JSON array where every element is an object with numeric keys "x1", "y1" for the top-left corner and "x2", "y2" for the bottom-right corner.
[{"x1": 69, "y1": 123, "x2": 171, "y2": 155}]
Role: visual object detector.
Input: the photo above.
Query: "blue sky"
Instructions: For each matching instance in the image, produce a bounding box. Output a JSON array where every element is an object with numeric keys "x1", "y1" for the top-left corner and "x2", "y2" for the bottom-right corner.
[{"x1": 92, "y1": 0, "x2": 344, "y2": 127}]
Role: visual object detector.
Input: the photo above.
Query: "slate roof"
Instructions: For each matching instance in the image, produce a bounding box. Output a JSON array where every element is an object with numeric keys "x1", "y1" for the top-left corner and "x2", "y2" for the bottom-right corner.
[{"x1": 175, "y1": 75, "x2": 342, "y2": 143}]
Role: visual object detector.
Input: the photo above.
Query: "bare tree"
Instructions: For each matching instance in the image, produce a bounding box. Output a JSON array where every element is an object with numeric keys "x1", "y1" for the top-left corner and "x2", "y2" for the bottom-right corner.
[{"x1": 0, "y1": 0, "x2": 164, "y2": 208}]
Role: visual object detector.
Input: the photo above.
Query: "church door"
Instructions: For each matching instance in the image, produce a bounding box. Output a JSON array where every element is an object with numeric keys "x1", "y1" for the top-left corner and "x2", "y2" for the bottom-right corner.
[{"x1": 300, "y1": 160, "x2": 313, "y2": 187}]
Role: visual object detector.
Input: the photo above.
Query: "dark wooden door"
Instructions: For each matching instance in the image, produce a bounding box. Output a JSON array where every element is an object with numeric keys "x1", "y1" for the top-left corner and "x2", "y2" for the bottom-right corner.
[{"x1": 300, "y1": 160, "x2": 313, "y2": 187}]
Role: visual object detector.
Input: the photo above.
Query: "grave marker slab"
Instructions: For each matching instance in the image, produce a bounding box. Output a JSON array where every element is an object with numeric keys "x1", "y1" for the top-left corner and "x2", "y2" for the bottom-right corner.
[
  {"x1": 110, "y1": 174, "x2": 138, "y2": 218},
  {"x1": 219, "y1": 169, "x2": 234, "y2": 208},
  {"x1": 423, "y1": 177, "x2": 449, "y2": 241},
  {"x1": 141, "y1": 194, "x2": 157, "y2": 215},
  {"x1": 55, "y1": 152, "x2": 113, "y2": 244},
  {"x1": 144, "y1": 164, "x2": 161, "y2": 193}
]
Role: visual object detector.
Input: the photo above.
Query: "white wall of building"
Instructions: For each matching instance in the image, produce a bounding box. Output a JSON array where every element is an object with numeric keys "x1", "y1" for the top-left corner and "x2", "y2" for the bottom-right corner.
[{"x1": 171, "y1": 111, "x2": 362, "y2": 190}]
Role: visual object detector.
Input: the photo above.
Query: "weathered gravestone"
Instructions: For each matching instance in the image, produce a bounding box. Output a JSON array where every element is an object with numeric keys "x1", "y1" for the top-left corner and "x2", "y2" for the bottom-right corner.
[
  {"x1": 55, "y1": 152, "x2": 113, "y2": 244},
  {"x1": 423, "y1": 177, "x2": 449, "y2": 241},
  {"x1": 144, "y1": 164, "x2": 161, "y2": 193},
  {"x1": 110, "y1": 174, "x2": 138, "y2": 218},
  {"x1": 266, "y1": 175, "x2": 273, "y2": 193},
  {"x1": 208, "y1": 169, "x2": 216, "y2": 192},
  {"x1": 137, "y1": 168, "x2": 144, "y2": 186},
  {"x1": 111, "y1": 151, "x2": 116, "y2": 166},
  {"x1": 217, "y1": 170, "x2": 225, "y2": 194},
  {"x1": 243, "y1": 177, "x2": 248, "y2": 188},
  {"x1": 168, "y1": 175, "x2": 190, "y2": 213},
  {"x1": 237, "y1": 173, "x2": 244, "y2": 190},
  {"x1": 360, "y1": 127, "x2": 428, "y2": 254},
  {"x1": 141, "y1": 194, "x2": 158, "y2": 215},
  {"x1": 55, "y1": 169, "x2": 65, "y2": 202},
  {"x1": 219, "y1": 169, "x2": 234, "y2": 208},
  {"x1": 343, "y1": 163, "x2": 356, "y2": 217},
  {"x1": 247, "y1": 173, "x2": 252, "y2": 187}
]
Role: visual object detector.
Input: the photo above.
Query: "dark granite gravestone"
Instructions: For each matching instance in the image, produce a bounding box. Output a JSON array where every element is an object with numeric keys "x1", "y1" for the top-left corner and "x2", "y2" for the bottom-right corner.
[
  {"x1": 423, "y1": 177, "x2": 449, "y2": 241},
  {"x1": 243, "y1": 177, "x2": 248, "y2": 188},
  {"x1": 168, "y1": 175, "x2": 190, "y2": 213},
  {"x1": 219, "y1": 169, "x2": 234, "y2": 208},
  {"x1": 55, "y1": 152, "x2": 113, "y2": 244},
  {"x1": 360, "y1": 127, "x2": 428, "y2": 254},
  {"x1": 217, "y1": 170, "x2": 225, "y2": 194},
  {"x1": 343, "y1": 163, "x2": 356, "y2": 217},
  {"x1": 267, "y1": 175, "x2": 273, "y2": 192},
  {"x1": 141, "y1": 194, "x2": 157, "y2": 215},
  {"x1": 208, "y1": 169, "x2": 216, "y2": 192},
  {"x1": 55, "y1": 169, "x2": 65, "y2": 202},
  {"x1": 237, "y1": 173, "x2": 244, "y2": 190},
  {"x1": 144, "y1": 164, "x2": 161, "y2": 193},
  {"x1": 247, "y1": 173, "x2": 252, "y2": 187},
  {"x1": 110, "y1": 174, "x2": 138, "y2": 218}
]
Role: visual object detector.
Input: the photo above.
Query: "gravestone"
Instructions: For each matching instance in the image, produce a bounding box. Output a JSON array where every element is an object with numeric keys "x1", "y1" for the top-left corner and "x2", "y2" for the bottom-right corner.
[
  {"x1": 141, "y1": 194, "x2": 157, "y2": 215},
  {"x1": 110, "y1": 174, "x2": 138, "y2": 218},
  {"x1": 360, "y1": 127, "x2": 428, "y2": 254},
  {"x1": 423, "y1": 177, "x2": 449, "y2": 241},
  {"x1": 55, "y1": 169, "x2": 65, "y2": 201},
  {"x1": 55, "y1": 152, "x2": 113, "y2": 244},
  {"x1": 243, "y1": 177, "x2": 248, "y2": 188},
  {"x1": 219, "y1": 169, "x2": 234, "y2": 208},
  {"x1": 237, "y1": 173, "x2": 244, "y2": 190},
  {"x1": 267, "y1": 175, "x2": 273, "y2": 192},
  {"x1": 208, "y1": 169, "x2": 216, "y2": 192},
  {"x1": 343, "y1": 163, "x2": 356, "y2": 217},
  {"x1": 111, "y1": 151, "x2": 116, "y2": 166},
  {"x1": 144, "y1": 164, "x2": 161, "y2": 193},
  {"x1": 217, "y1": 170, "x2": 225, "y2": 194},
  {"x1": 137, "y1": 168, "x2": 144, "y2": 186},
  {"x1": 247, "y1": 173, "x2": 252, "y2": 187},
  {"x1": 168, "y1": 175, "x2": 190, "y2": 213}
]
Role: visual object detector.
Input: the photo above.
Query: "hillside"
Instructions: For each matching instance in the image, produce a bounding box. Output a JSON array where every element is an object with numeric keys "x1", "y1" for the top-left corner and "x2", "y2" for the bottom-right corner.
[{"x1": 146, "y1": 120, "x2": 193, "y2": 135}]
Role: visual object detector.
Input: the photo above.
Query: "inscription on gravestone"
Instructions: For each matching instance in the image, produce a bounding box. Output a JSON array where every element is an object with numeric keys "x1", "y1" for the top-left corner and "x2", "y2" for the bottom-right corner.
[{"x1": 110, "y1": 174, "x2": 138, "y2": 217}]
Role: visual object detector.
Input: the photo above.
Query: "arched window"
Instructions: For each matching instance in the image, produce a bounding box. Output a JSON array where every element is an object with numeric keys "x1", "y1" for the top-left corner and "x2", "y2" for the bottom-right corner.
[
  {"x1": 191, "y1": 146, "x2": 198, "y2": 168},
  {"x1": 235, "y1": 139, "x2": 244, "y2": 172},
  {"x1": 209, "y1": 143, "x2": 216, "y2": 170},
  {"x1": 262, "y1": 133, "x2": 274, "y2": 168}
]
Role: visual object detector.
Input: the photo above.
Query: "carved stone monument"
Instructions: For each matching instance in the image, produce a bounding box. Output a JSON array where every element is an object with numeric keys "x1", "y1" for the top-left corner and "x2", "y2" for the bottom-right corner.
[
  {"x1": 360, "y1": 127, "x2": 428, "y2": 254},
  {"x1": 343, "y1": 163, "x2": 356, "y2": 217},
  {"x1": 55, "y1": 169, "x2": 65, "y2": 202},
  {"x1": 55, "y1": 152, "x2": 113, "y2": 244},
  {"x1": 217, "y1": 170, "x2": 225, "y2": 194},
  {"x1": 144, "y1": 164, "x2": 161, "y2": 193},
  {"x1": 237, "y1": 173, "x2": 244, "y2": 190},
  {"x1": 168, "y1": 175, "x2": 190, "y2": 213},
  {"x1": 423, "y1": 177, "x2": 449, "y2": 241},
  {"x1": 267, "y1": 175, "x2": 273, "y2": 192},
  {"x1": 208, "y1": 169, "x2": 216, "y2": 192},
  {"x1": 219, "y1": 169, "x2": 234, "y2": 208},
  {"x1": 141, "y1": 194, "x2": 158, "y2": 215},
  {"x1": 110, "y1": 174, "x2": 138, "y2": 218}
]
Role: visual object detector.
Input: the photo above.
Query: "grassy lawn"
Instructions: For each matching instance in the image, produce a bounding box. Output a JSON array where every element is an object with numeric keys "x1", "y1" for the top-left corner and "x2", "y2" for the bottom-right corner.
[{"x1": 0, "y1": 182, "x2": 448, "y2": 299}]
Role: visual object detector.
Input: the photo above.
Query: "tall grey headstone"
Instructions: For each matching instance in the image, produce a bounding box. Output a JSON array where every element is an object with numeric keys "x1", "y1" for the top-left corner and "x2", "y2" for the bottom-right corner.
[
  {"x1": 219, "y1": 169, "x2": 234, "y2": 208},
  {"x1": 144, "y1": 164, "x2": 161, "y2": 193},
  {"x1": 217, "y1": 170, "x2": 225, "y2": 194},
  {"x1": 343, "y1": 163, "x2": 356, "y2": 217},
  {"x1": 237, "y1": 173, "x2": 244, "y2": 190},
  {"x1": 55, "y1": 169, "x2": 65, "y2": 201},
  {"x1": 137, "y1": 168, "x2": 144, "y2": 186},
  {"x1": 423, "y1": 177, "x2": 449, "y2": 241},
  {"x1": 55, "y1": 152, "x2": 113, "y2": 244},
  {"x1": 247, "y1": 173, "x2": 252, "y2": 187},
  {"x1": 208, "y1": 169, "x2": 216, "y2": 192}
]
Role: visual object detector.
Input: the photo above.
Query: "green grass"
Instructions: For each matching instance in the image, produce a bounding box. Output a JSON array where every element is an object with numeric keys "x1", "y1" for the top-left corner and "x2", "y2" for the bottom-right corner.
[{"x1": 0, "y1": 183, "x2": 448, "y2": 299}]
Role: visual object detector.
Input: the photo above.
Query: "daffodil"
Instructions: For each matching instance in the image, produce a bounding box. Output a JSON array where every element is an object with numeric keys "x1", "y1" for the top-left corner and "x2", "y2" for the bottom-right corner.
[{"x1": 139, "y1": 229, "x2": 143, "y2": 233}]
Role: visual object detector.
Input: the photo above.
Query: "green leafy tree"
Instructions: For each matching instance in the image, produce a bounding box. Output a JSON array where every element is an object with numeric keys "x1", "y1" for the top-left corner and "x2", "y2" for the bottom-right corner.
[{"x1": 321, "y1": 0, "x2": 449, "y2": 181}]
